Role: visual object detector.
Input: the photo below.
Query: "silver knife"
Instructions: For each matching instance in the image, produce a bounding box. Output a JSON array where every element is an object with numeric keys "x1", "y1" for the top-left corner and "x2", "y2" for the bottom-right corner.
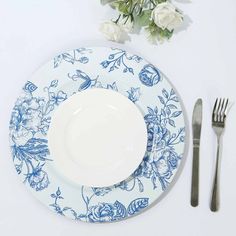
[{"x1": 191, "y1": 98, "x2": 203, "y2": 207}]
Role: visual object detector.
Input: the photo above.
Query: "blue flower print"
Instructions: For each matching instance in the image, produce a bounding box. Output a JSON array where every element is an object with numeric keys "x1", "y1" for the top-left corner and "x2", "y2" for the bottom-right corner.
[
  {"x1": 54, "y1": 48, "x2": 92, "y2": 68},
  {"x1": 100, "y1": 48, "x2": 142, "y2": 74},
  {"x1": 139, "y1": 64, "x2": 161, "y2": 87},
  {"x1": 48, "y1": 90, "x2": 67, "y2": 106},
  {"x1": 10, "y1": 80, "x2": 68, "y2": 191},
  {"x1": 27, "y1": 164, "x2": 49, "y2": 191},
  {"x1": 10, "y1": 97, "x2": 44, "y2": 136},
  {"x1": 49, "y1": 187, "x2": 148, "y2": 222},
  {"x1": 10, "y1": 47, "x2": 186, "y2": 223},
  {"x1": 117, "y1": 90, "x2": 184, "y2": 192},
  {"x1": 127, "y1": 87, "x2": 141, "y2": 103},
  {"x1": 88, "y1": 203, "x2": 115, "y2": 222},
  {"x1": 146, "y1": 123, "x2": 171, "y2": 152}
]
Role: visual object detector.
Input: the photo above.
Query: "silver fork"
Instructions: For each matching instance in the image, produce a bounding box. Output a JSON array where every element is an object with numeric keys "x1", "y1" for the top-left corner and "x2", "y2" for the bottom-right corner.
[{"x1": 210, "y1": 98, "x2": 229, "y2": 212}]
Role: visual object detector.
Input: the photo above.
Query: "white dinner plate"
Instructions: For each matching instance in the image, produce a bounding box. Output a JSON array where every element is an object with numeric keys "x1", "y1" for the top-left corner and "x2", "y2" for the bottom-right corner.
[
  {"x1": 9, "y1": 46, "x2": 187, "y2": 223},
  {"x1": 48, "y1": 88, "x2": 147, "y2": 187}
]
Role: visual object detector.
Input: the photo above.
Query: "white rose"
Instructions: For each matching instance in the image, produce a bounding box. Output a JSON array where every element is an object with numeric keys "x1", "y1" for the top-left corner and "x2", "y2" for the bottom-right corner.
[
  {"x1": 100, "y1": 21, "x2": 126, "y2": 42},
  {"x1": 151, "y1": 2, "x2": 183, "y2": 31}
]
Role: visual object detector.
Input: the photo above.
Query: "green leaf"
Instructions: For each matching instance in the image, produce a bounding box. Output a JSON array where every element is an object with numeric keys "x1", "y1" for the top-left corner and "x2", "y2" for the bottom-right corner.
[
  {"x1": 111, "y1": 1, "x2": 130, "y2": 15},
  {"x1": 145, "y1": 21, "x2": 159, "y2": 43},
  {"x1": 135, "y1": 10, "x2": 152, "y2": 27},
  {"x1": 155, "y1": 0, "x2": 167, "y2": 3},
  {"x1": 100, "y1": 0, "x2": 117, "y2": 5},
  {"x1": 159, "y1": 28, "x2": 173, "y2": 39}
]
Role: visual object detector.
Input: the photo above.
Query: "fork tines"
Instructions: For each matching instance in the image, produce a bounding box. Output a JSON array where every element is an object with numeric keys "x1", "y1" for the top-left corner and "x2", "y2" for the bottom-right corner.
[{"x1": 212, "y1": 98, "x2": 229, "y2": 123}]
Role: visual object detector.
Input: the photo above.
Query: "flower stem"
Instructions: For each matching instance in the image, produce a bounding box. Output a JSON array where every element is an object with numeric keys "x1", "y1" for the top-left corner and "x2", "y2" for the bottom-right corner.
[
  {"x1": 150, "y1": 0, "x2": 156, "y2": 7},
  {"x1": 124, "y1": 15, "x2": 130, "y2": 24},
  {"x1": 114, "y1": 14, "x2": 121, "y2": 24}
]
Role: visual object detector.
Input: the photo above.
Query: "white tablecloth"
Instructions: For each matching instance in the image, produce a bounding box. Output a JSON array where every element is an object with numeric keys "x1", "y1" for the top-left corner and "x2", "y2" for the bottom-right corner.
[{"x1": 1, "y1": 0, "x2": 236, "y2": 235}]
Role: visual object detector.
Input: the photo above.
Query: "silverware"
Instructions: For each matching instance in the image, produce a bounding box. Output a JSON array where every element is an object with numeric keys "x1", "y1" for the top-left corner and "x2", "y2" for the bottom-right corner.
[
  {"x1": 191, "y1": 98, "x2": 203, "y2": 207},
  {"x1": 210, "y1": 98, "x2": 229, "y2": 212}
]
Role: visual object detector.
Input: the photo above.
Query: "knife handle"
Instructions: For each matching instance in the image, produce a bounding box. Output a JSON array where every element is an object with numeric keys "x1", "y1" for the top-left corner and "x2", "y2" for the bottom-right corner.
[{"x1": 191, "y1": 143, "x2": 200, "y2": 207}]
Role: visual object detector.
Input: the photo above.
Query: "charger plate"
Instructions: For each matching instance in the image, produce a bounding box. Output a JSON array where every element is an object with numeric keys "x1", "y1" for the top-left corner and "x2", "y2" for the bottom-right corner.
[{"x1": 9, "y1": 46, "x2": 186, "y2": 223}]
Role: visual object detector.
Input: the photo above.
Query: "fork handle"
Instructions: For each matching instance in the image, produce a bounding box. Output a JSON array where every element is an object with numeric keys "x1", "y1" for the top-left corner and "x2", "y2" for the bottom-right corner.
[{"x1": 210, "y1": 137, "x2": 221, "y2": 212}]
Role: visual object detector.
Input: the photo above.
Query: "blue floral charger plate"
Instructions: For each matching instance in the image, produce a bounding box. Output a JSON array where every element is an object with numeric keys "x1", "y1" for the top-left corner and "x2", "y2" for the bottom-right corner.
[{"x1": 9, "y1": 46, "x2": 186, "y2": 223}]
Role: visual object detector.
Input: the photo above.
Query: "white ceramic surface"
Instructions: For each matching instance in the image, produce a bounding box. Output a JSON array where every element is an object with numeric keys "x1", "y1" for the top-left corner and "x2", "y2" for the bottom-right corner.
[
  {"x1": 9, "y1": 46, "x2": 186, "y2": 223},
  {"x1": 48, "y1": 88, "x2": 147, "y2": 187}
]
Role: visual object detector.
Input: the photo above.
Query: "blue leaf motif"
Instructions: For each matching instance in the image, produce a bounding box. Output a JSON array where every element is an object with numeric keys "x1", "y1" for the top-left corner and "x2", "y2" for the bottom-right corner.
[
  {"x1": 10, "y1": 80, "x2": 69, "y2": 192},
  {"x1": 137, "y1": 179, "x2": 144, "y2": 192},
  {"x1": 161, "y1": 108, "x2": 166, "y2": 117},
  {"x1": 171, "y1": 111, "x2": 182, "y2": 117},
  {"x1": 127, "y1": 198, "x2": 149, "y2": 215},
  {"x1": 168, "y1": 119, "x2": 175, "y2": 127},
  {"x1": 170, "y1": 88, "x2": 175, "y2": 96},
  {"x1": 49, "y1": 187, "x2": 150, "y2": 222},
  {"x1": 54, "y1": 55, "x2": 62, "y2": 68},
  {"x1": 79, "y1": 79, "x2": 91, "y2": 91},
  {"x1": 114, "y1": 201, "x2": 127, "y2": 219},
  {"x1": 168, "y1": 104, "x2": 178, "y2": 109},
  {"x1": 162, "y1": 89, "x2": 169, "y2": 99},
  {"x1": 158, "y1": 96, "x2": 165, "y2": 105},
  {"x1": 62, "y1": 53, "x2": 74, "y2": 64},
  {"x1": 171, "y1": 96, "x2": 179, "y2": 102},
  {"x1": 166, "y1": 107, "x2": 171, "y2": 116},
  {"x1": 13, "y1": 138, "x2": 49, "y2": 162},
  {"x1": 107, "y1": 82, "x2": 118, "y2": 91},
  {"x1": 147, "y1": 106, "x2": 154, "y2": 115},
  {"x1": 50, "y1": 80, "x2": 58, "y2": 88}
]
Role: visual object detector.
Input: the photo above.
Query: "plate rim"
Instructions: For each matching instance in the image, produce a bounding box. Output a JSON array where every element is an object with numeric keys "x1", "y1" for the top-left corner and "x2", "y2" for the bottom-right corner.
[{"x1": 9, "y1": 45, "x2": 188, "y2": 223}]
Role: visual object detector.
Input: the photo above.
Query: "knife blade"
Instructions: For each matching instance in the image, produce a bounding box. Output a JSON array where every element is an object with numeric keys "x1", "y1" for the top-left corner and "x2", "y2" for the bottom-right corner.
[{"x1": 191, "y1": 98, "x2": 203, "y2": 207}]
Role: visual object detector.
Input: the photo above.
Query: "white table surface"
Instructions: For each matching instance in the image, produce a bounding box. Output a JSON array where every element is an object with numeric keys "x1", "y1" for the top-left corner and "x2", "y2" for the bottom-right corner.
[{"x1": 1, "y1": 0, "x2": 236, "y2": 235}]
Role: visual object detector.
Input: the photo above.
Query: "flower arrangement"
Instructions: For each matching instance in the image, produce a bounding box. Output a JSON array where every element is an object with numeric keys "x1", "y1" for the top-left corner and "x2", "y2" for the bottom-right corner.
[{"x1": 100, "y1": 0, "x2": 185, "y2": 43}]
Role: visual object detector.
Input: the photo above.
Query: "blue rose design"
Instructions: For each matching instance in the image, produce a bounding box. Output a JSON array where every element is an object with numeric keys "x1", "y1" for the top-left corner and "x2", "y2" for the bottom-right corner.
[
  {"x1": 146, "y1": 123, "x2": 170, "y2": 152},
  {"x1": 28, "y1": 166, "x2": 49, "y2": 191},
  {"x1": 154, "y1": 149, "x2": 179, "y2": 178},
  {"x1": 155, "y1": 156, "x2": 170, "y2": 177},
  {"x1": 88, "y1": 203, "x2": 115, "y2": 222},
  {"x1": 165, "y1": 149, "x2": 179, "y2": 168},
  {"x1": 139, "y1": 64, "x2": 161, "y2": 87}
]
